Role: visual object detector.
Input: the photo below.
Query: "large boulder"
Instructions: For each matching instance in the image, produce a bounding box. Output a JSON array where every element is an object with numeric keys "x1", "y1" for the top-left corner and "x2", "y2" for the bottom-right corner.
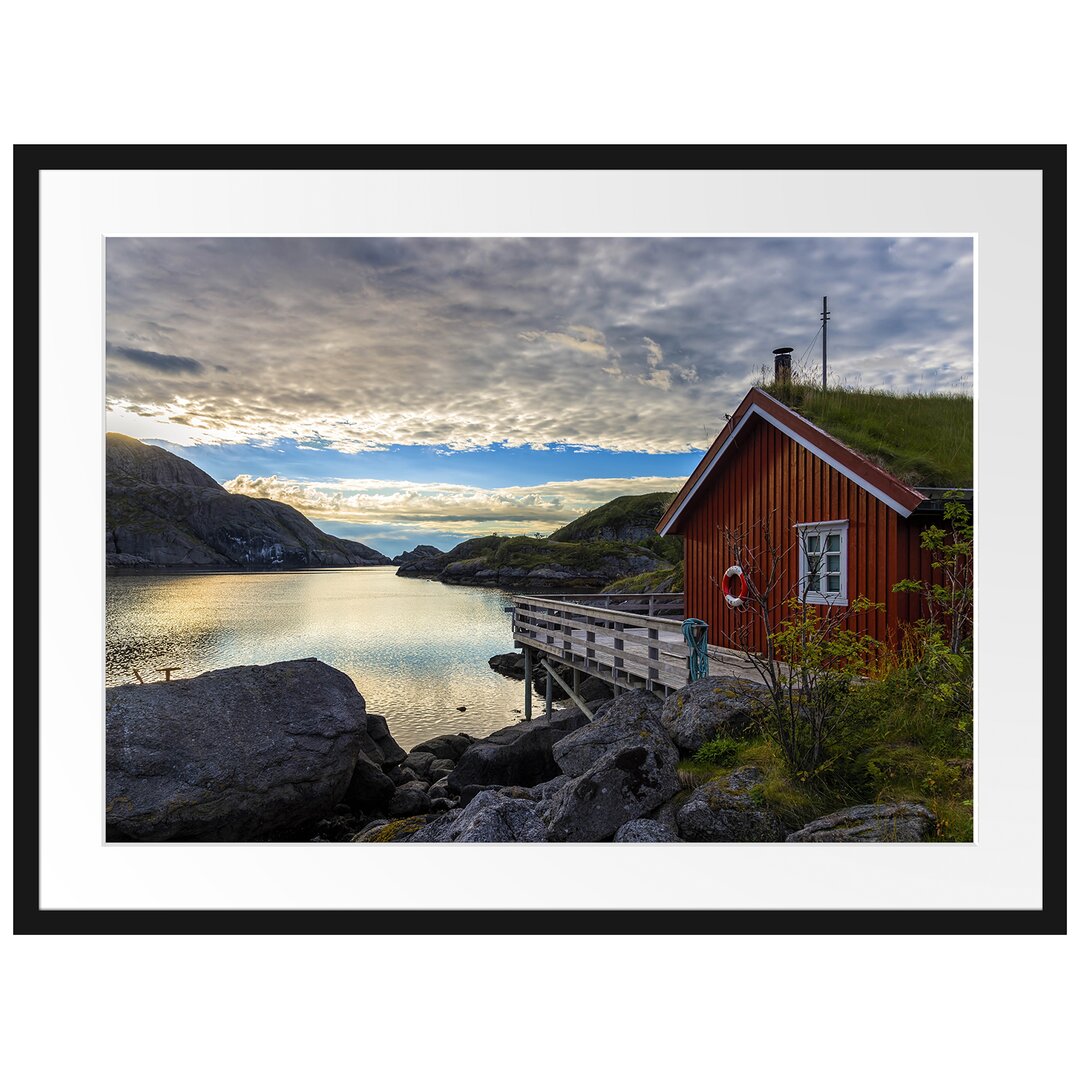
[
  {"x1": 343, "y1": 752, "x2": 397, "y2": 813},
  {"x1": 614, "y1": 819, "x2": 682, "y2": 842},
  {"x1": 786, "y1": 802, "x2": 937, "y2": 842},
  {"x1": 402, "y1": 751, "x2": 437, "y2": 778},
  {"x1": 544, "y1": 743, "x2": 681, "y2": 842},
  {"x1": 489, "y1": 652, "x2": 527, "y2": 679},
  {"x1": 446, "y1": 705, "x2": 596, "y2": 793},
  {"x1": 675, "y1": 766, "x2": 785, "y2": 842},
  {"x1": 366, "y1": 714, "x2": 407, "y2": 767},
  {"x1": 659, "y1": 676, "x2": 768, "y2": 754},
  {"x1": 552, "y1": 690, "x2": 674, "y2": 777},
  {"x1": 106, "y1": 658, "x2": 367, "y2": 841},
  {"x1": 389, "y1": 781, "x2": 432, "y2": 818},
  {"x1": 408, "y1": 790, "x2": 547, "y2": 842},
  {"x1": 410, "y1": 733, "x2": 475, "y2": 762},
  {"x1": 577, "y1": 675, "x2": 614, "y2": 703}
]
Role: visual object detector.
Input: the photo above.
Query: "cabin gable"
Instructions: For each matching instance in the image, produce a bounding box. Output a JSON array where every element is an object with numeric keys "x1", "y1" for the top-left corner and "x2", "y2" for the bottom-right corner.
[{"x1": 676, "y1": 408, "x2": 935, "y2": 654}]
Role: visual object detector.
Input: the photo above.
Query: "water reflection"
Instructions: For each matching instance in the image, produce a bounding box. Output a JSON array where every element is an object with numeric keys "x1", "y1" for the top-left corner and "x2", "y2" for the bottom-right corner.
[{"x1": 106, "y1": 568, "x2": 526, "y2": 749}]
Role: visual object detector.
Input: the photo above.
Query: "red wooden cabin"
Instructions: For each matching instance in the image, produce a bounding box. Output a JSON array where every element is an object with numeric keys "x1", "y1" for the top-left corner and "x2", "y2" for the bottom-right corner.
[{"x1": 656, "y1": 386, "x2": 970, "y2": 654}]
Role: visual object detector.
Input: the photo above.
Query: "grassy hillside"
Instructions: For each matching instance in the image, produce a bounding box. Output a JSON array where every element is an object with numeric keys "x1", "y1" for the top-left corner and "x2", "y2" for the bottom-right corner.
[
  {"x1": 759, "y1": 381, "x2": 973, "y2": 489},
  {"x1": 603, "y1": 563, "x2": 684, "y2": 594},
  {"x1": 550, "y1": 491, "x2": 683, "y2": 565},
  {"x1": 550, "y1": 492, "x2": 674, "y2": 541}
]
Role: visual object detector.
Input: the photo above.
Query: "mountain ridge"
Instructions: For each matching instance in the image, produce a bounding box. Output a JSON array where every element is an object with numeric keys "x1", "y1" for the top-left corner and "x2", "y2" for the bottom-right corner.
[{"x1": 106, "y1": 433, "x2": 391, "y2": 569}]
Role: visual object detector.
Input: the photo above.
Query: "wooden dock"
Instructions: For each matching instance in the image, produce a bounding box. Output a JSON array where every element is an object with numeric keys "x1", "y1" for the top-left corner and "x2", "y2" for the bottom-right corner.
[{"x1": 510, "y1": 592, "x2": 764, "y2": 718}]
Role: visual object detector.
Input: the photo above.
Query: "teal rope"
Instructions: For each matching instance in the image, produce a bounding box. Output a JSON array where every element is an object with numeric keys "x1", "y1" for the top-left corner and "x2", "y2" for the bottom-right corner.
[{"x1": 682, "y1": 618, "x2": 710, "y2": 682}]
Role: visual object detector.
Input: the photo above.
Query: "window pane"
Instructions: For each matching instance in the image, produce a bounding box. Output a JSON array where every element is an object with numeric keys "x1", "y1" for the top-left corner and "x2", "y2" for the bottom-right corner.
[
  {"x1": 826, "y1": 574, "x2": 840, "y2": 592},
  {"x1": 809, "y1": 575, "x2": 821, "y2": 591},
  {"x1": 826, "y1": 553, "x2": 840, "y2": 572},
  {"x1": 825, "y1": 534, "x2": 840, "y2": 552},
  {"x1": 806, "y1": 534, "x2": 820, "y2": 553}
]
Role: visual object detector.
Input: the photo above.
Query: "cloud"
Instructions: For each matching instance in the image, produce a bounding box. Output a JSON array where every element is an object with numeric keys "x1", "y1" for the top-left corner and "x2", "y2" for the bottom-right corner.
[
  {"x1": 106, "y1": 237, "x2": 973, "y2": 455},
  {"x1": 222, "y1": 473, "x2": 687, "y2": 537},
  {"x1": 106, "y1": 342, "x2": 204, "y2": 374}
]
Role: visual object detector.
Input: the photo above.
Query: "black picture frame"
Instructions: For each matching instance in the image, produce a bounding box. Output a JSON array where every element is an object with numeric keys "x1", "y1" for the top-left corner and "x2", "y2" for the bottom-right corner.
[{"x1": 14, "y1": 144, "x2": 1067, "y2": 935}]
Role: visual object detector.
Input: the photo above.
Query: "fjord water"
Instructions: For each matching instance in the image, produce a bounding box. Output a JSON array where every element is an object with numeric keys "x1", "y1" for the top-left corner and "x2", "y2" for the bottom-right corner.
[{"x1": 105, "y1": 567, "x2": 526, "y2": 750}]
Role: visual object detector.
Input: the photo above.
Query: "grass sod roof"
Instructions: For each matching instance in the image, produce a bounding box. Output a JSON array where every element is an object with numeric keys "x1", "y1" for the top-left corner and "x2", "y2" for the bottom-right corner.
[{"x1": 758, "y1": 380, "x2": 973, "y2": 490}]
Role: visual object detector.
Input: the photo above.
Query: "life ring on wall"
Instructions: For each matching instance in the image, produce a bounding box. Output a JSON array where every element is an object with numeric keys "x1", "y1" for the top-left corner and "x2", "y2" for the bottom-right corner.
[{"x1": 722, "y1": 565, "x2": 748, "y2": 608}]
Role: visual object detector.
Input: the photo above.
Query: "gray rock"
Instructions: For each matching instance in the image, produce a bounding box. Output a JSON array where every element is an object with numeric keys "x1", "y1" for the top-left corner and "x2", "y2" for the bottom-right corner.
[
  {"x1": 429, "y1": 758, "x2": 457, "y2": 780},
  {"x1": 343, "y1": 752, "x2": 397, "y2": 813},
  {"x1": 545, "y1": 743, "x2": 681, "y2": 842},
  {"x1": 402, "y1": 751, "x2": 437, "y2": 777},
  {"x1": 410, "y1": 733, "x2": 475, "y2": 761},
  {"x1": 614, "y1": 819, "x2": 683, "y2": 842},
  {"x1": 647, "y1": 796, "x2": 682, "y2": 834},
  {"x1": 675, "y1": 766, "x2": 785, "y2": 842},
  {"x1": 106, "y1": 658, "x2": 367, "y2": 841},
  {"x1": 659, "y1": 676, "x2": 768, "y2": 754},
  {"x1": 427, "y1": 777, "x2": 452, "y2": 801},
  {"x1": 408, "y1": 791, "x2": 547, "y2": 842},
  {"x1": 498, "y1": 785, "x2": 538, "y2": 800},
  {"x1": 529, "y1": 775, "x2": 573, "y2": 801},
  {"x1": 577, "y1": 676, "x2": 614, "y2": 702},
  {"x1": 388, "y1": 782, "x2": 432, "y2": 818},
  {"x1": 366, "y1": 714, "x2": 407, "y2": 767},
  {"x1": 458, "y1": 784, "x2": 502, "y2": 807},
  {"x1": 429, "y1": 798, "x2": 457, "y2": 812},
  {"x1": 552, "y1": 690, "x2": 674, "y2": 778},
  {"x1": 489, "y1": 652, "x2": 526, "y2": 679},
  {"x1": 786, "y1": 802, "x2": 937, "y2": 842},
  {"x1": 447, "y1": 707, "x2": 595, "y2": 793}
]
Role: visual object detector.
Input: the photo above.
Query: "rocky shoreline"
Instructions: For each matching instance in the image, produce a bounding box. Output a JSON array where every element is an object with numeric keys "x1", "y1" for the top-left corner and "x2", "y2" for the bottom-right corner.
[
  {"x1": 393, "y1": 535, "x2": 674, "y2": 591},
  {"x1": 105, "y1": 657, "x2": 937, "y2": 844}
]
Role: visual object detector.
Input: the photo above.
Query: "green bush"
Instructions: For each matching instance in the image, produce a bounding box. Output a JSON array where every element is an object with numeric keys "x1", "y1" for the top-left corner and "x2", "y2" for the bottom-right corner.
[{"x1": 692, "y1": 736, "x2": 743, "y2": 768}]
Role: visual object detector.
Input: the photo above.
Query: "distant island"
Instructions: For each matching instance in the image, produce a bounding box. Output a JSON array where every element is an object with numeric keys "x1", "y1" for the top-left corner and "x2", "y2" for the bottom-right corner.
[{"x1": 106, "y1": 434, "x2": 391, "y2": 570}]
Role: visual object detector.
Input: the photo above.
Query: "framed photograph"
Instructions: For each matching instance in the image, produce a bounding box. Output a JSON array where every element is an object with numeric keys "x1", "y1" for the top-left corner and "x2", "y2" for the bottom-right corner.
[{"x1": 15, "y1": 145, "x2": 1065, "y2": 933}]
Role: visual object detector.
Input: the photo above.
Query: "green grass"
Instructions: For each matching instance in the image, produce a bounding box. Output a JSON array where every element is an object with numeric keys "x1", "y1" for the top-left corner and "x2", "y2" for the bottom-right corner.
[
  {"x1": 759, "y1": 379, "x2": 973, "y2": 489},
  {"x1": 488, "y1": 535, "x2": 664, "y2": 572},
  {"x1": 675, "y1": 660, "x2": 974, "y2": 840},
  {"x1": 603, "y1": 561, "x2": 684, "y2": 594}
]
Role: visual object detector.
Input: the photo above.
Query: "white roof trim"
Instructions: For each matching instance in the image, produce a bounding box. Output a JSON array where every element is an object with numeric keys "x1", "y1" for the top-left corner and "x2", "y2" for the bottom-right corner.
[{"x1": 659, "y1": 402, "x2": 915, "y2": 535}]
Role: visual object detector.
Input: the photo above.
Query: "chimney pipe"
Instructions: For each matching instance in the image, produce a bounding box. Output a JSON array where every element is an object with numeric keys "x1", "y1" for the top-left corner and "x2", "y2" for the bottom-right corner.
[{"x1": 772, "y1": 347, "x2": 794, "y2": 385}]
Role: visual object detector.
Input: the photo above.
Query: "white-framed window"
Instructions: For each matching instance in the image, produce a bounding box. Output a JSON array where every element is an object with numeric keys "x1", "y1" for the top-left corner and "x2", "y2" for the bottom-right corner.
[{"x1": 796, "y1": 520, "x2": 849, "y2": 605}]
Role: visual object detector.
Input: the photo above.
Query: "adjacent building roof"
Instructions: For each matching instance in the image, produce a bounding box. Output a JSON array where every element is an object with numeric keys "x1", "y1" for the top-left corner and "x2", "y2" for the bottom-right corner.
[{"x1": 657, "y1": 387, "x2": 932, "y2": 535}]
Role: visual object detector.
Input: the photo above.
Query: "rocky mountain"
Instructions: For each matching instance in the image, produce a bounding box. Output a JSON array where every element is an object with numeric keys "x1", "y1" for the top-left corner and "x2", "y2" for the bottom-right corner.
[
  {"x1": 106, "y1": 433, "x2": 391, "y2": 569},
  {"x1": 548, "y1": 491, "x2": 676, "y2": 544},
  {"x1": 391, "y1": 544, "x2": 444, "y2": 566}
]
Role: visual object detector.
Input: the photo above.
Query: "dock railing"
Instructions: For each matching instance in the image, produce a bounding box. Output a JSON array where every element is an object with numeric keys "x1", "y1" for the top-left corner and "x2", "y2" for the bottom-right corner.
[{"x1": 511, "y1": 593, "x2": 689, "y2": 693}]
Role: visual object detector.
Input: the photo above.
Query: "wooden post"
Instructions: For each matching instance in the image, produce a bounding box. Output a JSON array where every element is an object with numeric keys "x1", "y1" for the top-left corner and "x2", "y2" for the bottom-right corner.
[
  {"x1": 545, "y1": 668, "x2": 553, "y2": 720},
  {"x1": 541, "y1": 659, "x2": 594, "y2": 720},
  {"x1": 647, "y1": 625, "x2": 659, "y2": 687},
  {"x1": 523, "y1": 648, "x2": 533, "y2": 721},
  {"x1": 572, "y1": 668, "x2": 580, "y2": 698}
]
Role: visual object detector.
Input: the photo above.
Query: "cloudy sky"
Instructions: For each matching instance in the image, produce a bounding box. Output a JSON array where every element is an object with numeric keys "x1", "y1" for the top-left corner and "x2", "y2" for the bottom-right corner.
[{"x1": 106, "y1": 236, "x2": 973, "y2": 555}]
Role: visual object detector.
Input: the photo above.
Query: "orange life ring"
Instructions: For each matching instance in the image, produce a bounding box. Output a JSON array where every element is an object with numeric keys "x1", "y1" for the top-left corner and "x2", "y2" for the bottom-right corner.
[{"x1": 722, "y1": 565, "x2": 748, "y2": 608}]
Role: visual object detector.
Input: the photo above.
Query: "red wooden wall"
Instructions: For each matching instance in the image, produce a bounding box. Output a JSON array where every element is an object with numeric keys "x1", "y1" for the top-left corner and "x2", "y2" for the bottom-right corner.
[{"x1": 678, "y1": 414, "x2": 940, "y2": 655}]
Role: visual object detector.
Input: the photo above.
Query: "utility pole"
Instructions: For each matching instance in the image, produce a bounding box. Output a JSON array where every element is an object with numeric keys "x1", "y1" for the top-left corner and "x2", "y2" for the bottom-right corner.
[{"x1": 821, "y1": 295, "x2": 830, "y2": 390}]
